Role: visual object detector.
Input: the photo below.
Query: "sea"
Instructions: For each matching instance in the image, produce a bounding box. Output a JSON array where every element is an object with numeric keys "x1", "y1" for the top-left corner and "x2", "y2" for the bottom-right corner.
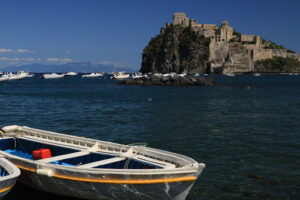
[{"x1": 0, "y1": 74, "x2": 299, "y2": 200}]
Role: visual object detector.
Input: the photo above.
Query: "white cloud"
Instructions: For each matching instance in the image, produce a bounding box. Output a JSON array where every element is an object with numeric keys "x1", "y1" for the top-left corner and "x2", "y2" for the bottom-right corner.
[
  {"x1": 46, "y1": 57, "x2": 73, "y2": 63},
  {"x1": 62, "y1": 58, "x2": 72, "y2": 62},
  {"x1": 0, "y1": 48, "x2": 33, "y2": 53},
  {"x1": 47, "y1": 57, "x2": 59, "y2": 62},
  {"x1": 97, "y1": 61, "x2": 127, "y2": 67},
  {"x1": 0, "y1": 57, "x2": 20, "y2": 61},
  {"x1": 27, "y1": 58, "x2": 35, "y2": 61},
  {"x1": 17, "y1": 49, "x2": 31, "y2": 53},
  {"x1": 0, "y1": 48, "x2": 13, "y2": 53},
  {"x1": 66, "y1": 51, "x2": 71, "y2": 54}
]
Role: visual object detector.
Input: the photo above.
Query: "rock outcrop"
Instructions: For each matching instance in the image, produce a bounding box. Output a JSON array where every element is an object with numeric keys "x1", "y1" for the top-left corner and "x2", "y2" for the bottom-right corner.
[
  {"x1": 119, "y1": 75, "x2": 215, "y2": 86},
  {"x1": 140, "y1": 25, "x2": 210, "y2": 74}
]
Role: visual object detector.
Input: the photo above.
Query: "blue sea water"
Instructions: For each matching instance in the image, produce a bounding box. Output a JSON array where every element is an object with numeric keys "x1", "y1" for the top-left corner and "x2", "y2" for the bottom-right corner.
[{"x1": 0, "y1": 74, "x2": 299, "y2": 200}]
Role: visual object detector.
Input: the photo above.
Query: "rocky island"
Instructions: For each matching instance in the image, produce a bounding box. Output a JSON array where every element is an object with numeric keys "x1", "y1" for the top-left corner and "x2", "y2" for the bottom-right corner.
[{"x1": 140, "y1": 13, "x2": 300, "y2": 74}]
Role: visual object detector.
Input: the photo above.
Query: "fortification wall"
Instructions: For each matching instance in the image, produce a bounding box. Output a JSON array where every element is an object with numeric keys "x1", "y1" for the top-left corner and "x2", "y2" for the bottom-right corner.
[
  {"x1": 253, "y1": 48, "x2": 300, "y2": 62},
  {"x1": 272, "y1": 49, "x2": 287, "y2": 58},
  {"x1": 252, "y1": 49, "x2": 273, "y2": 61},
  {"x1": 241, "y1": 34, "x2": 255, "y2": 42}
]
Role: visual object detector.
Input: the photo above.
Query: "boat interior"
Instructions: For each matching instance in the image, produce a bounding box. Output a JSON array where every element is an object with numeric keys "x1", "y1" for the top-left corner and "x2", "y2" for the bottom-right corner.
[{"x1": 0, "y1": 137, "x2": 176, "y2": 170}]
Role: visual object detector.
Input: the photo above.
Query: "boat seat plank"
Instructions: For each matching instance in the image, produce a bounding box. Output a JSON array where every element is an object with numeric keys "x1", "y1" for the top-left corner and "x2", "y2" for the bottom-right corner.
[
  {"x1": 134, "y1": 155, "x2": 176, "y2": 169},
  {"x1": 38, "y1": 151, "x2": 90, "y2": 163},
  {"x1": 77, "y1": 157, "x2": 125, "y2": 168}
]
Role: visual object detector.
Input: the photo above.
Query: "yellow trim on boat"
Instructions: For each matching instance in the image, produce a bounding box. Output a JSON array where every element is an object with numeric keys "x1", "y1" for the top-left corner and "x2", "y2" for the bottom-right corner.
[
  {"x1": 0, "y1": 184, "x2": 15, "y2": 194},
  {"x1": 14, "y1": 164, "x2": 196, "y2": 184},
  {"x1": 14, "y1": 164, "x2": 36, "y2": 172},
  {"x1": 52, "y1": 174, "x2": 196, "y2": 184}
]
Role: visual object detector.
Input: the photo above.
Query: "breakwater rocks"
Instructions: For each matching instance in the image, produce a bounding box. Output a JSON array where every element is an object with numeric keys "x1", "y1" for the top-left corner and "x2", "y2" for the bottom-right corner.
[{"x1": 119, "y1": 75, "x2": 215, "y2": 86}]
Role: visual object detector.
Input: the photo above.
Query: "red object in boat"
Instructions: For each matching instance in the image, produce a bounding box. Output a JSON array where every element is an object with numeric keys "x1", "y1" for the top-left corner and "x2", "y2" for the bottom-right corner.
[{"x1": 32, "y1": 148, "x2": 52, "y2": 160}]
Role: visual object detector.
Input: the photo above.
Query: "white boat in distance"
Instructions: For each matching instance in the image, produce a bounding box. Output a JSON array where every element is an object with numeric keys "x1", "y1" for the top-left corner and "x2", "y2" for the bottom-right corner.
[
  {"x1": 111, "y1": 72, "x2": 130, "y2": 79},
  {"x1": 225, "y1": 73, "x2": 235, "y2": 77},
  {"x1": 65, "y1": 72, "x2": 78, "y2": 76},
  {"x1": 253, "y1": 73, "x2": 261, "y2": 76},
  {"x1": 82, "y1": 72, "x2": 103, "y2": 78},
  {"x1": 0, "y1": 157, "x2": 21, "y2": 199},
  {"x1": 7, "y1": 71, "x2": 30, "y2": 80},
  {"x1": 0, "y1": 125, "x2": 205, "y2": 200},
  {"x1": 41, "y1": 73, "x2": 65, "y2": 79},
  {"x1": 0, "y1": 74, "x2": 9, "y2": 82},
  {"x1": 131, "y1": 73, "x2": 143, "y2": 79}
]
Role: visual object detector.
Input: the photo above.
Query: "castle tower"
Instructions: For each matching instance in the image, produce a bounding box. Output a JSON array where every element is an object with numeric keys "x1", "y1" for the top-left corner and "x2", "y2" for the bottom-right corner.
[
  {"x1": 173, "y1": 12, "x2": 189, "y2": 27},
  {"x1": 220, "y1": 20, "x2": 233, "y2": 42}
]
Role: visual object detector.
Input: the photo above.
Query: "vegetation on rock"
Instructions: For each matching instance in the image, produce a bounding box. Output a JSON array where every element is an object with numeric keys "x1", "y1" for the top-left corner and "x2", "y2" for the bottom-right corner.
[
  {"x1": 140, "y1": 25, "x2": 210, "y2": 73},
  {"x1": 255, "y1": 57, "x2": 300, "y2": 72}
]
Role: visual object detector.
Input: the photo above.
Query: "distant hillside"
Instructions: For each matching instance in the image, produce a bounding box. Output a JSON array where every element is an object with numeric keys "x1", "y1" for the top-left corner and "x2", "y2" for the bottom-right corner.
[{"x1": 0, "y1": 62, "x2": 136, "y2": 73}]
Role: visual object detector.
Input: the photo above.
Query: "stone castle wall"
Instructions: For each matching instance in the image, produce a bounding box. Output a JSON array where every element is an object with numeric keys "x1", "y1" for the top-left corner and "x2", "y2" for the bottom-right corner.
[
  {"x1": 241, "y1": 34, "x2": 255, "y2": 42},
  {"x1": 252, "y1": 49, "x2": 300, "y2": 62},
  {"x1": 173, "y1": 13, "x2": 189, "y2": 26}
]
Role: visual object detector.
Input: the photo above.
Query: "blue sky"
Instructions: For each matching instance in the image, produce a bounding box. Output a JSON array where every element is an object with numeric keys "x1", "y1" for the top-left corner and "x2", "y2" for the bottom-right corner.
[{"x1": 0, "y1": 0, "x2": 299, "y2": 70}]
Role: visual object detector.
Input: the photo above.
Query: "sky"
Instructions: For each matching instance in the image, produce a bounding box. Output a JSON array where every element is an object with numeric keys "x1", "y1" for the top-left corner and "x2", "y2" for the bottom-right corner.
[{"x1": 0, "y1": 0, "x2": 299, "y2": 70}]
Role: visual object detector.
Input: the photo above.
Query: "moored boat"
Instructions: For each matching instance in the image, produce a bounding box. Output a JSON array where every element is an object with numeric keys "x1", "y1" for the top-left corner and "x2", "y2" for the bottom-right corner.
[
  {"x1": 65, "y1": 72, "x2": 78, "y2": 76},
  {"x1": 225, "y1": 73, "x2": 235, "y2": 77},
  {"x1": 7, "y1": 71, "x2": 28, "y2": 80},
  {"x1": 0, "y1": 125, "x2": 205, "y2": 200},
  {"x1": 111, "y1": 72, "x2": 130, "y2": 79},
  {"x1": 131, "y1": 73, "x2": 143, "y2": 79},
  {"x1": 0, "y1": 157, "x2": 20, "y2": 199},
  {"x1": 0, "y1": 74, "x2": 9, "y2": 82},
  {"x1": 82, "y1": 73, "x2": 103, "y2": 78},
  {"x1": 41, "y1": 73, "x2": 65, "y2": 79}
]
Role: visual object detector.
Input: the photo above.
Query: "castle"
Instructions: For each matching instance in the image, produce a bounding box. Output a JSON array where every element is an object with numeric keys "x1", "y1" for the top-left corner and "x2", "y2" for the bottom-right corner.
[
  {"x1": 173, "y1": 12, "x2": 260, "y2": 46},
  {"x1": 172, "y1": 12, "x2": 300, "y2": 73}
]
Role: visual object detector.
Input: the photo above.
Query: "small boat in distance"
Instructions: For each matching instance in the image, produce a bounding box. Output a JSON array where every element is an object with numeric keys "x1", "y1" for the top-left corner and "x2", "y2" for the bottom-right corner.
[
  {"x1": 226, "y1": 73, "x2": 235, "y2": 77},
  {"x1": 153, "y1": 73, "x2": 163, "y2": 77},
  {"x1": 131, "y1": 73, "x2": 143, "y2": 79},
  {"x1": 7, "y1": 71, "x2": 29, "y2": 80},
  {"x1": 82, "y1": 72, "x2": 103, "y2": 78},
  {"x1": 41, "y1": 73, "x2": 65, "y2": 79},
  {"x1": 0, "y1": 74, "x2": 9, "y2": 82},
  {"x1": 253, "y1": 73, "x2": 261, "y2": 76},
  {"x1": 0, "y1": 157, "x2": 21, "y2": 199},
  {"x1": 0, "y1": 125, "x2": 205, "y2": 200},
  {"x1": 111, "y1": 72, "x2": 130, "y2": 79},
  {"x1": 65, "y1": 72, "x2": 78, "y2": 76}
]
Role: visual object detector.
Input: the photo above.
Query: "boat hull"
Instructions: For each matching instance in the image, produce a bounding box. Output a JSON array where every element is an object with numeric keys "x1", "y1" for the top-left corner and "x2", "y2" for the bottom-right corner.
[{"x1": 8, "y1": 157, "x2": 200, "y2": 200}]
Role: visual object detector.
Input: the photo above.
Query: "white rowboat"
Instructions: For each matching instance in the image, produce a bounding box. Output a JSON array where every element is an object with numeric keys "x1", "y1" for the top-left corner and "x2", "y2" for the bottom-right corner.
[{"x1": 0, "y1": 125, "x2": 205, "y2": 200}]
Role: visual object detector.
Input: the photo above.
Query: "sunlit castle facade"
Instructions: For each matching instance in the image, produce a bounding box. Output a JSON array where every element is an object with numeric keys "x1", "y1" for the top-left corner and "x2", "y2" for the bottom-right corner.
[{"x1": 173, "y1": 12, "x2": 234, "y2": 42}]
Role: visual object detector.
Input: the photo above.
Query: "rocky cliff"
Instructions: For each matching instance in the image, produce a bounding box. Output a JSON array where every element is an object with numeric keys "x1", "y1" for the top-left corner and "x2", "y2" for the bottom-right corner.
[{"x1": 140, "y1": 24, "x2": 210, "y2": 74}]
